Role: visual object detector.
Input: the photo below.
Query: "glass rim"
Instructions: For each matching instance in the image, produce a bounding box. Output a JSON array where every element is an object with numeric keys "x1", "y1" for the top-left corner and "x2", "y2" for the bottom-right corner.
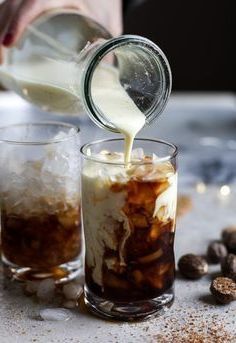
[
  {"x1": 0, "y1": 121, "x2": 80, "y2": 145},
  {"x1": 80, "y1": 138, "x2": 178, "y2": 165}
]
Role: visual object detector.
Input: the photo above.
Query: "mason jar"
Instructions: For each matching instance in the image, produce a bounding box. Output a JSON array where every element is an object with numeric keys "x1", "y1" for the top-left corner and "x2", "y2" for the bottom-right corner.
[{"x1": 0, "y1": 9, "x2": 172, "y2": 131}]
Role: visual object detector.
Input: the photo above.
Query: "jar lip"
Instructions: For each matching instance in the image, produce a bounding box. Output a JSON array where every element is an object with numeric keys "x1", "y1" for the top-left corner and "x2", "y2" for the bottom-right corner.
[
  {"x1": 0, "y1": 121, "x2": 80, "y2": 145},
  {"x1": 81, "y1": 34, "x2": 172, "y2": 133},
  {"x1": 80, "y1": 137, "x2": 178, "y2": 165}
]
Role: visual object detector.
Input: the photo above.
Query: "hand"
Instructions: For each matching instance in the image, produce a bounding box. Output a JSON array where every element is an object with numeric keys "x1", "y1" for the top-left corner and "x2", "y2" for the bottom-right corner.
[{"x1": 0, "y1": 0, "x2": 122, "y2": 62}]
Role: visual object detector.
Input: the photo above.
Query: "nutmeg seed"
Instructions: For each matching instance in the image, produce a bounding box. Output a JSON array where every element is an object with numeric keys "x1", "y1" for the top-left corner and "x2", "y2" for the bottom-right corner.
[
  {"x1": 207, "y1": 241, "x2": 227, "y2": 264},
  {"x1": 178, "y1": 254, "x2": 208, "y2": 279},
  {"x1": 221, "y1": 254, "x2": 236, "y2": 281}
]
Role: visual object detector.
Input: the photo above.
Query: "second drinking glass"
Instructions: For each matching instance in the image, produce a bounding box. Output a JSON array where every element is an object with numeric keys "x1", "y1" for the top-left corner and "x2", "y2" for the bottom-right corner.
[
  {"x1": 81, "y1": 138, "x2": 178, "y2": 320},
  {"x1": 0, "y1": 122, "x2": 82, "y2": 283}
]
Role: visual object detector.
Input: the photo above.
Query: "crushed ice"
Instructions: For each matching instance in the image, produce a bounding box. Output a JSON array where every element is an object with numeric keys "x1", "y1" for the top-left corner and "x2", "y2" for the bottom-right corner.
[{"x1": 0, "y1": 130, "x2": 80, "y2": 214}]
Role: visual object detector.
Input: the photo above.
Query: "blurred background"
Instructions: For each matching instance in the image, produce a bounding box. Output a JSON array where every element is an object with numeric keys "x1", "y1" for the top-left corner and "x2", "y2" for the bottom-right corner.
[{"x1": 124, "y1": 0, "x2": 235, "y2": 91}]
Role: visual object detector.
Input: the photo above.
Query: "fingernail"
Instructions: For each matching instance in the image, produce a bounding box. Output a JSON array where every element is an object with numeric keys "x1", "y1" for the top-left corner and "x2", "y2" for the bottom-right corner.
[{"x1": 3, "y1": 33, "x2": 13, "y2": 46}]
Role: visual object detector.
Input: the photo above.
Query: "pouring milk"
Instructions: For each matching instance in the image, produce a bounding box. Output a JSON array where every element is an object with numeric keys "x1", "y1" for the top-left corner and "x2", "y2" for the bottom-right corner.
[{"x1": 91, "y1": 66, "x2": 146, "y2": 164}]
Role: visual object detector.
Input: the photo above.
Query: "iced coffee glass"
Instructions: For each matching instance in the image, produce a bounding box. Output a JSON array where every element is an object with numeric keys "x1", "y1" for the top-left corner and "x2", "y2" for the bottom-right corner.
[
  {"x1": 81, "y1": 138, "x2": 178, "y2": 320},
  {"x1": 0, "y1": 122, "x2": 82, "y2": 283}
]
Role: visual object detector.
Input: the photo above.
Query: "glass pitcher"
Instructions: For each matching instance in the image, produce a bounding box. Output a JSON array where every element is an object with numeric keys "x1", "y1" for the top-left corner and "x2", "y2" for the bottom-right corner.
[{"x1": 0, "y1": 9, "x2": 172, "y2": 132}]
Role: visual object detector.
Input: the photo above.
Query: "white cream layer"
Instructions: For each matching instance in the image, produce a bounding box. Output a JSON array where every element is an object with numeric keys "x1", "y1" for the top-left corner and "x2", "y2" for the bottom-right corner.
[
  {"x1": 153, "y1": 173, "x2": 178, "y2": 225},
  {"x1": 82, "y1": 167, "x2": 128, "y2": 286},
  {"x1": 82, "y1": 154, "x2": 177, "y2": 287}
]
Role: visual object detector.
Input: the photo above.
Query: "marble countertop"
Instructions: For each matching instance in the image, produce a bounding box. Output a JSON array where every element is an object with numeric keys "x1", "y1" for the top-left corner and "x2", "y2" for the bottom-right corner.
[{"x1": 0, "y1": 92, "x2": 236, "y2": 342}]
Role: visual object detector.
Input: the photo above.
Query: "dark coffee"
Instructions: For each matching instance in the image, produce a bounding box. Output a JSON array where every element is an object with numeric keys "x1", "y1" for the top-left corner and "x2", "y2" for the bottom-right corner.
[
  {"x1": 1, "y1": 205, "x2": 81, "y2": 269},
  {"x1": 85, "y1": 175, "x2": 176, "y2": 302}
]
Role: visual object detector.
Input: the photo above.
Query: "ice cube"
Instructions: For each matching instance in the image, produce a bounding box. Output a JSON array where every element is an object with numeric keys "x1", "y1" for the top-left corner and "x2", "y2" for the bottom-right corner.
[
  {"x1": 24, "y1": 281, "x2": 39, "y2": 295},
  {"x1": 99, "y1": 301, "x2": 114, "y2": 312},
  {"x1": 37, "y1": 279, "x2": 55, "y2": 302},
  {"x1": 131, "y1": 148, "x2": 144, "y2": 160},
  {"x1": 50, "y1": 129, "x2": 76, "y2": 142},
  {"x1": 62, "y1": 282, "x2": 83, "y2": 300},
  {"x1": 42, "y1": 153, "x2": 69, "y2": 177},
  {"x1": 152, "y1": 153, "x2": 159, "y2": 161},
  {"x1": 62, "y1": 300, "x2": 77, "y2": 309},
  {"x1": 39, "y1": 308, "x2": 71, "y2": 321}
]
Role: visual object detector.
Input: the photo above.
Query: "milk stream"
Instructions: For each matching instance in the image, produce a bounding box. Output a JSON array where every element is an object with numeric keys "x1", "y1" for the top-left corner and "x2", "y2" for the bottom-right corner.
[{"x1": 91, "y1": 66, "x2": 145, "y2": 164}]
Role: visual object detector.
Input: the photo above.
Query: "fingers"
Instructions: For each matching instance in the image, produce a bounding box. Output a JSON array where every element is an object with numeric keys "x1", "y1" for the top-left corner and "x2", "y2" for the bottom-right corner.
[
  {"x1": 2, "y1": 0, "x2": 82, "y2": 47},
  {"x1": 3, "y1": 0, "x2": 38, "y2": 46},
  {"x1": 0, "y1": 0, "x2": 82, "y2": 65},
  {"x1": 0, "y1": 0, "x2": 122, "y2": 51},
  {"x1": 0, "y1": 1, "x2": 21, "y2": 64},
  {"x1": 0, "y1": 0, "x2": 20, "y2": 44},
  {"x1": 0, "y1": 47, "x2": 3, "y2": 64}
]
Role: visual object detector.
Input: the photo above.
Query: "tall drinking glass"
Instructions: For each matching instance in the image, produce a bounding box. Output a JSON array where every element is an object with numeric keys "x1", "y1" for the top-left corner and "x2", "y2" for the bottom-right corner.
[
  {"x1": 0, "y1": 122, "x2": 82, "y2": 283},
  {"x1": 81, "y1": 138, "x2": 178, "y2": 320}
]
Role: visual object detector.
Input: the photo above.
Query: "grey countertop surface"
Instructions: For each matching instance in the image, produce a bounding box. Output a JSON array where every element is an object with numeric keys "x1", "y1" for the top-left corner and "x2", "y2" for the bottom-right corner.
[{"x1": 0, "y1": 92, "x2": 236, "y2": 342}]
